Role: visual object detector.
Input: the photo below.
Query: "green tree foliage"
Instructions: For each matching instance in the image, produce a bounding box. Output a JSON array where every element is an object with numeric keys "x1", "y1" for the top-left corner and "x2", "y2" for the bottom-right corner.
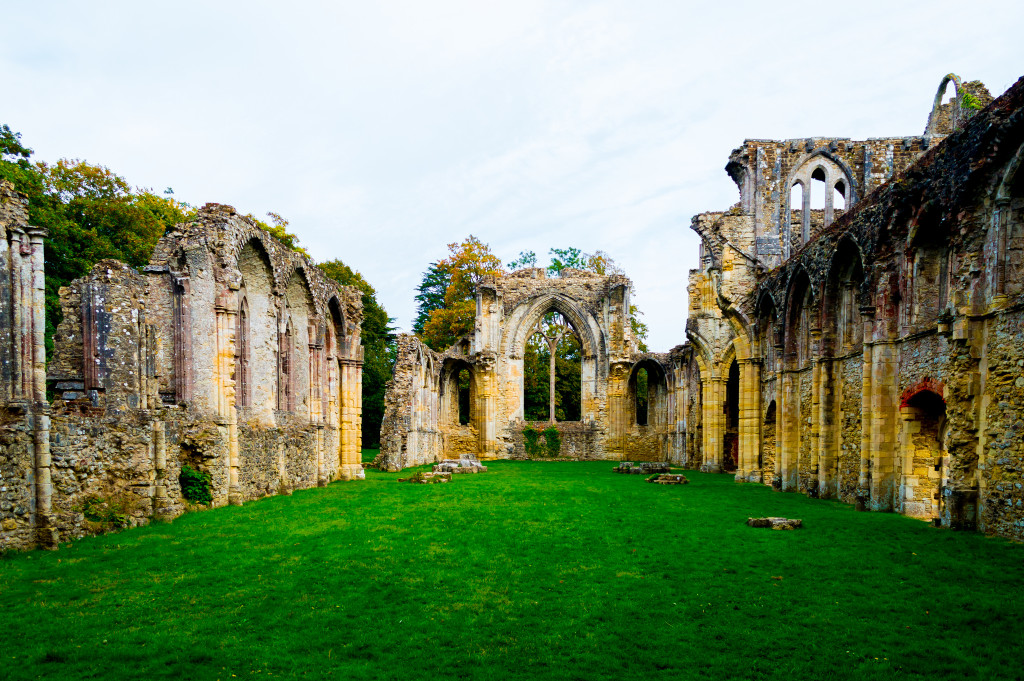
[
  {"x1": 245, "y1": 211, "x2": 308, "y2": 258},
  {"x1": 506, "y1": 250, "x2": 537, "y2": 270},
  {"x1": 419, "y1": 236, "x2": 502, "y2": 350},
  {"x1": 0, "y1": 126, "x2": 196, "y2": 355},
  {"x1": 523, "y1": 325, "x2": 581, "y2": 422},
  {"x1": 635, "y1": 368, "x2": 649, "y2": 425},
  {"x1": 318, "y1": 259, "x2": 397, "y2": 448},
  {"x1": 412, "y1": 262, "x2": 449, "y2": 335}
]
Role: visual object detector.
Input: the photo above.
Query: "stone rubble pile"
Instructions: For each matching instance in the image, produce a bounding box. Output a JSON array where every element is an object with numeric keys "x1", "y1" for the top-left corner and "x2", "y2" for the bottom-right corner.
[
  {"x1": 646, "y1": 474, "x2": 689, "y2": 485},
  {"x1": 433, "y1": 455, "x2": 488, "y2": 474},
  {"x1": 746, "y1": 517, "x2": 803, "y2": 530},
  {"x1": 613, "y1": 461, "x2": 671, "y2": 475}
]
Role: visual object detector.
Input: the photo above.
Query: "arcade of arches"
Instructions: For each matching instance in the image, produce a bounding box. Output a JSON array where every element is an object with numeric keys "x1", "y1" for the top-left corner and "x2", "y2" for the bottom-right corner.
[{"x1": 0, "y1": 201, "x2": 365, "y2": 550}]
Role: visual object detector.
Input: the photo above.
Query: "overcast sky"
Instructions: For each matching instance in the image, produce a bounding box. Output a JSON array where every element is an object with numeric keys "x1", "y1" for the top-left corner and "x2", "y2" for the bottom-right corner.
[{"x1": 3, "y1": 1, "x2": 1022, "y2": 350}]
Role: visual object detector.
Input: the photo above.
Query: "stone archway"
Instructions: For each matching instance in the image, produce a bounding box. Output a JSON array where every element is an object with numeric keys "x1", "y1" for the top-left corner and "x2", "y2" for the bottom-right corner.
[
  {"x1": 899, "y1": 385, "x2": 947, "y2": 521},
  {"x1": 380, "y1": 268, "x2": 652, "y2": 468}
]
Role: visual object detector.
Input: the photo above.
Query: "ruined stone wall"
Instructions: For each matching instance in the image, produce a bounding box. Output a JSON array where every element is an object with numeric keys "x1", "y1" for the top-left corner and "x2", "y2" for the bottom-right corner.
[
  {"x1": 1, "y1": 201, "x2": 365, "y2": 551},
  {"x1": 682, "y1": 74, "x2": 1024, "y2": 540},
  {"x1": 380, "y1": 268, "x2": 683, "y2": 470}
]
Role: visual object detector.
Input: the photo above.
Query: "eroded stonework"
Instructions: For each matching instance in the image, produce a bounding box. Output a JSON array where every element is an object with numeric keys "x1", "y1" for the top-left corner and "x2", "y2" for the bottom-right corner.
[
  {"x1": 378, "y1": 268, "x2": 688, "y2": 470},
  {"x1": 1, "y1": 200, "x2": 364, "y2": 550},
  {"x1": 684, "y1": 74, "x2": 1024, "y2": 539}
]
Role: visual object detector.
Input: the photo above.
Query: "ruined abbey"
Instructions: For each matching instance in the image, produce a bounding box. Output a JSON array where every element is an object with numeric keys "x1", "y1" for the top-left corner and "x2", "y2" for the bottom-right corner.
[
  {"x1": 2, "y1": 73, "x2": 1023, "y2": 550},
  {"x1": 0, "y1": 201, "x2": 364, "y2": 550},
  {"x1": 381, "y1": 74, "x2": 1024, "y2": 541}
]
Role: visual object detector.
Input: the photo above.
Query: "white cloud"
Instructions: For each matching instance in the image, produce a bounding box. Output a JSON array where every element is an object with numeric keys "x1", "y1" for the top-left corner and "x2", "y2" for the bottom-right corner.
[{"x1": 2, "y1": 0, "x2": 1023, "y2": 350}]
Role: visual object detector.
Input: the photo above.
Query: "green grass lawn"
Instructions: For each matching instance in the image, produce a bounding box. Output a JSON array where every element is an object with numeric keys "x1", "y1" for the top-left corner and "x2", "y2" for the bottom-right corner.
[{"x1": 2, "y1": 458, "x2": 1022, "y2": 681}]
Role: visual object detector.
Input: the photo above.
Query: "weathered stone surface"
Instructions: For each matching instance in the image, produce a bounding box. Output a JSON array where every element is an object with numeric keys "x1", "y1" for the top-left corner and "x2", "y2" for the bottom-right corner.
[
  {"x1": 1, "y1": 200, "x2": 366, "y2": 550},
  {"x1": 682, "y1": 73, "x2": 1024, "y2": 540},
  {"x1": 747, "y1": 517, "x2": 802, "y2": 530},
  {"x1": 614, "y1": 461, "x2": 671, "y2": 474},
  {"x1": 379, "y1": 268, "x2": 686, "y2": 470},
  {"x1": 399, "y1": 471, "x2": 451, "y2": 484},
  {"x1": 646, "y1": 473, "x2": 689, "y2": 485},
  {"x1": 433, "y1": 457, "x2": 487, "y2": 474}
]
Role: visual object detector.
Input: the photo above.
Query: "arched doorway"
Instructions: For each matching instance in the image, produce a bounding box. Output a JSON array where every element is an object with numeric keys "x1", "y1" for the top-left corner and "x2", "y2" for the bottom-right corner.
[
  {"x1": 899, "y1": 389, "x2": 947, "y2": 521},
  {"x1": 723, "y1": 359, "x2": 740, "y2": 473},
  {"x1": 441, "y1": 359, "x2": 479, "y2": 457}
]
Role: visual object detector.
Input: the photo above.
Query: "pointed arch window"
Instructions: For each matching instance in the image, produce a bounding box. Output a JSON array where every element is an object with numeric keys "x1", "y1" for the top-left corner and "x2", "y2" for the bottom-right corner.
[{"x1": 236, "y1": 297, "x2": 251, "y2": 407}]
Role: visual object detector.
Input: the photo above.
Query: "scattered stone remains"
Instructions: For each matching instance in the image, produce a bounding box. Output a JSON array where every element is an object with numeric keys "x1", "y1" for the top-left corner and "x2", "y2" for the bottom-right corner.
[
  {"x1": 399, "y1": 471, "x2": 451, "y2": 484},
  {"x1": 433, "y1": 455, "x2": 488, "y2": 474},
  {"x1": 0, "y1": 199, "x2": 364, "y2": 550},
  {"x1": 747, "y1": 517, "x2": 803, "y2": 530},
  {"x1": 614, "y1": 461, "x2": 671, "y2": 475},
  {"x1": 646, "y1": 474, "x2": 689, "y2": 485}
]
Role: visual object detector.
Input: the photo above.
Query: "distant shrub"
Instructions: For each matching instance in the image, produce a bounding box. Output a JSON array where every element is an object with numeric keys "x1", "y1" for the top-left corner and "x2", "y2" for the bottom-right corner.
[
  {"x1": 543, "y1": 426, "x2": 561, "y2": 458},
  {"x1": 179, "y1": 464, "x2": 213, "y2": 505},
  {"x1": 523, "y1": 426, "x2": 541, "y2": 458}
]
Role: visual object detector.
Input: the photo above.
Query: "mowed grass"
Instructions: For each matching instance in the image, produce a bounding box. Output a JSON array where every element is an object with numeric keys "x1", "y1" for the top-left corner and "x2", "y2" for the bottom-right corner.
[{"x1": 2, "y1": 459, "x2": 1023, "y2": 681}]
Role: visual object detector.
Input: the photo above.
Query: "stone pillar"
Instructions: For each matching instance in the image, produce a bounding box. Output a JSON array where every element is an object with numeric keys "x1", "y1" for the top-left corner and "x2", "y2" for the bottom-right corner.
[
  {"x1": 337, "y1": 344, "x2": 364, "y2": 480},
  {"x1": 152, "y1": 420, "x2": 176, "y2": 519},
  {"x1": 809, "y1": 329, "x2": 822, "y2": 497},
  {"x1": 778, "y1": 368, "x2": 799, "y2": 491},
  {"x1": 772, "y1": 343, "x2": 784, "y2": 486},
  {"x1": 867, "y1": 340, "x2": 897, "y2": 510},
  {"x1": 475, "y1": 356, "x2": 497, "y2": 458},
  {"x1": 215, "y1": 295, "x2": 242, "y2": 506},
  {"x1": 856, "y1": 307, "x2": 875, "y2": 510},
  {"x1": 700, "y1": 376, "x2": 723, "y2": 473},
  {"x1": 737, "y1": 358, "x2": 761, "y2": 481}
]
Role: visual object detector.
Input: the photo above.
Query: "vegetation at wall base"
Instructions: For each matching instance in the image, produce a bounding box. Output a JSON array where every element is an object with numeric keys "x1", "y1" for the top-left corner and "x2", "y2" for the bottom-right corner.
[
  {"x1": 542, "y1": 425, "x2": 561, "y2": 458},
  {"x1": 522, "y1": 425, "x2": 541, "y2": 457},
  {"x1": 3, "y1": 459, "x2": 1022, "y2": 680},
  {"x1": 178, "y1": 465, "x2": 212, "y2": 505}
]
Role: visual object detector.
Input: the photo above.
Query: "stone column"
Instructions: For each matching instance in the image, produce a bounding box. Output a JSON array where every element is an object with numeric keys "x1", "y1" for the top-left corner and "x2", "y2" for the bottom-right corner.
[
  {"x1": 856, "y1": 307, "x2": 875, "y2": 510},
  {"x1": 152, "y1": 420, "x2": 175, "y2": 519},
  {"x1": 337, "y1": 345, "x2": 364, "y2": 480},
  {"x1": 808, "y1": 329, "x2": 822, "y2": 497},
  {"x1": 475, "y1": 356, "x2": 496, "y2": 458},
  {"x1": 737, "y1": 358, "x2": 761, "y2": 481},
  {"x1": 867, "y1": 340, "x2": 897, "y2": 510},
  {"x1": 700, "y1": 376, "x2": 723, "y2": 473},
  {"x1": 779, "y1": 368, "x2": 799, "y2": 491},
  {"x1": 215, "y1": 296, "x2": 242, "y2": 506}
]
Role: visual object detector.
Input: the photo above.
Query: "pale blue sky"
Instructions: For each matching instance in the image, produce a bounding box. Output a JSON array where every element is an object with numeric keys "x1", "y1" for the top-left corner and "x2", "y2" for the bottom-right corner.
[{"x1": 3, "y1": 1, "x2": 1022, "y2": 349}]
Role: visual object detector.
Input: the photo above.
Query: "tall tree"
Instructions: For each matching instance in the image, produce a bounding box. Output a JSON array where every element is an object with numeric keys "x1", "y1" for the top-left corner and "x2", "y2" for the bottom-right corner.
[
  {"x1": 1, "y1": 127, "x2": 195, "y2": 354},
  {"x1": 318, "y1": 259, "x2": 397, "y2": 448},
  {"x1": 412, "y1": 262, "x2": 449, "y2": 335},
  {"x1": 419, "y1": 235, "x2": 502, "y2": 350}
]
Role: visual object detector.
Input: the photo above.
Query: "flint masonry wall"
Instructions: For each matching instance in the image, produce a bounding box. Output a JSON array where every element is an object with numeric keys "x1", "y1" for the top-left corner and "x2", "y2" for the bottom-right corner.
[
  {"x1": 1, "y1": 201, "x2": 365, "y2": 551},
  {"x1": 684, "y1": 74, "x2": 1024, "y2": 540},
  {"x1": 379, "y1": 268, "x2": 689, "y2": 471}
]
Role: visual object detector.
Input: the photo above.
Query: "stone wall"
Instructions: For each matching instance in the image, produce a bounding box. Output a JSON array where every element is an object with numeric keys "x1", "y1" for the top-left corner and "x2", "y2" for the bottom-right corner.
[
  {"x1": 379, "y1": 268, "x2": 686, "y2": 470},
  {"x1": 682, "y1": 73, "x2": 1024, "y2": 540},
  {"x1": 1, "y1": 200, "x2": 366, "y2": 551}
]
